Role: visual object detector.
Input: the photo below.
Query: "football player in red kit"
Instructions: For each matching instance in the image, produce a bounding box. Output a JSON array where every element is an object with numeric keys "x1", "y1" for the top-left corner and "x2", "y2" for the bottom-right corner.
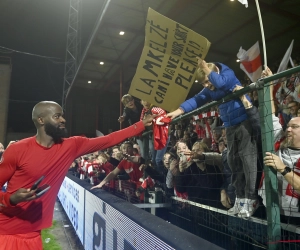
[{"x1": 0, "y1": 101, "x2": 154, "y2": 250}]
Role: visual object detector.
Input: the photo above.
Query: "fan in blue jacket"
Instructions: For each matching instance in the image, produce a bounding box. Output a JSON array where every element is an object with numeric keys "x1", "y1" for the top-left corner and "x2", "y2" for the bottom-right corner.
[{"x1": 167, "y1": 57, "x2": 259, "y2": 218}]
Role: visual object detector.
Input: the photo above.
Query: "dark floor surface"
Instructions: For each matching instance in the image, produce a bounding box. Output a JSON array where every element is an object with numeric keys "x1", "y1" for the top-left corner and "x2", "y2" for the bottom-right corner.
[{"x1": 49, "y1": 199, "x2": 85, "y2": 250}]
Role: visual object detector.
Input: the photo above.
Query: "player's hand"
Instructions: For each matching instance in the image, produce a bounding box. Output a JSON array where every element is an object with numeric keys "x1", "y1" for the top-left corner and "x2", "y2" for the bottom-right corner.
[
  {"x1": 9, "y1": 188, "x2": 37, "y2": 205},
  {"x1": 142, "y1": 114, "x2": 157, "y2": 127},
  {"x1": 91, "y1": 180, "x2": 106, "y2": 189}
]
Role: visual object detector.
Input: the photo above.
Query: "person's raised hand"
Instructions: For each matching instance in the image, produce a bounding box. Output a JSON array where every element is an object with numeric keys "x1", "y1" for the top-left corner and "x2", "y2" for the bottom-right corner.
[
  {"x1": 9, "y1": 188, "x2": 37, "y2": 206},
  {"x1": 123, "y1": 153, "x2": 132, "y2": 161},
  {"x1": 189, "y1": 149, "x2": 204, "y2": 161},
  {"x1": 196, "y1": 57, "x2": 212, "y2": 76},
  {"x1": 261, "y1": 66, "x2": 273, "y2": 78},
  {"x1": 139, "y1": 164, "x2": 146, "y2": 172},
  {"x1": 196, "y1": 57, "x2": 207, "y2": 69},
  {"x1": 170, "y1": 158, "x2": 179, "y2": 176},
  {"x1": 166, "y1": 108, "x2": 184, "y2": 120},
  {"x1": 179, "y1": 154, "x2": 190, "y2": 172},
  {"x1": 118, "y1": 116, "x2": 125, "y2": 123}
]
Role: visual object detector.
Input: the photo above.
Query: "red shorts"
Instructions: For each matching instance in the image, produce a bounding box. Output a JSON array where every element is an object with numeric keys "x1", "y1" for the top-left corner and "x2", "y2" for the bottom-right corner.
[{"x1": 0, "y1": 231, "x2": 42, "y2": 250}]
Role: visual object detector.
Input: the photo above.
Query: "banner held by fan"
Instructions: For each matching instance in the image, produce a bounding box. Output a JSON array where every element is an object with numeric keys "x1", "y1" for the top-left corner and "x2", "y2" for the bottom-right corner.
[{"x1": 129, "y1": 8, "x2": 211, "y2": 112}]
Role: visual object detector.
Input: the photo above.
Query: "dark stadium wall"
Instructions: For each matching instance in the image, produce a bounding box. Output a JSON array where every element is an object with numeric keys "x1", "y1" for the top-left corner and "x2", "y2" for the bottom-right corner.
[{"x1": 66, "y1": 87, "x2": 120, "y2": 137}]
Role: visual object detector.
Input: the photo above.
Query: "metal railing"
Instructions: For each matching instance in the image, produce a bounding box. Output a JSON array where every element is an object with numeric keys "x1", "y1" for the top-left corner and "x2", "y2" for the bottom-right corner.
[{"x1": 141, "y1": 65, "x2": 300, "y2": 250}]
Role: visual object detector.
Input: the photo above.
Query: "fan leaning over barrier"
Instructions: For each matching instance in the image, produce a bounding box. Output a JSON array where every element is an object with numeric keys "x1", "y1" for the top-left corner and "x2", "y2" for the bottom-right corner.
[{"x1": 167, "y1": 57, "x2": 259, "y2": 218}]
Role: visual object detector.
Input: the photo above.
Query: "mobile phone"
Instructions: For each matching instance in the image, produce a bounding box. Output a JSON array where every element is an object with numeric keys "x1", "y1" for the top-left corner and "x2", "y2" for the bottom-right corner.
[
  {"x1": 35, "y1": 184, "x2": 51, "y2": 197},
  {"x1": 30, "y1": 176, "x2": 45, "y2": 191}
]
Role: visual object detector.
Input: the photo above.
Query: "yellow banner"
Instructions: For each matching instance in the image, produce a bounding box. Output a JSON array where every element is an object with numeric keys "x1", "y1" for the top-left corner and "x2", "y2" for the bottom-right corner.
[{"x1": 129, "y1": 8, "x2": 211, "y2": 112}]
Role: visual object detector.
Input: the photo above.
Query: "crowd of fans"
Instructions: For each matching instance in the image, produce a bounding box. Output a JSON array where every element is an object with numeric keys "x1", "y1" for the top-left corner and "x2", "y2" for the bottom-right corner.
[
  {"x1": 65, "y1": 56, "x2": 300, "y2": 221},
  {"x1": 1, "y1": 39, "x2": 299, "y2": 250},
  {"x1": 1, "y1": 57, "x2": 300, "y2": 250}
]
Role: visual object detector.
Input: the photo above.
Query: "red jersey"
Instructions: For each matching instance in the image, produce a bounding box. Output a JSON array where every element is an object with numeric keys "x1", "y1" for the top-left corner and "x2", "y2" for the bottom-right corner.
[
  {"x1": 101, "y1": 162, "x2": 113, "y2": 175},
  {"x1": 117, "y1": 160, "x2": 142, "y2": 183},
  {"x1": 0, "y1": 121, "x2": 145, "y2": 234}
]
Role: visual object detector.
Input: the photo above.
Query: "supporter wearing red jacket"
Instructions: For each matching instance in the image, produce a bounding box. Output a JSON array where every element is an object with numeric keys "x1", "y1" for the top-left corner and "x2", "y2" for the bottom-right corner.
[
  {"x1": 97, "y1": 152, "x2": 115, "y2": 188},
  {"x1": 0, "y1": 101, "x2": 154, "y2": 250},
  {"x1": 140, "y1": 100, "x2": 171, "y2": 173},
  {"x1": 92, "y1": 141, "x2": 143, "y2": 190}
]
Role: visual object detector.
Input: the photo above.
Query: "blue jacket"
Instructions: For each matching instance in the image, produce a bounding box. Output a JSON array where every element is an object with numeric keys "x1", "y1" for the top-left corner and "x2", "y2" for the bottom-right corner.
[{"x1": 180, "y1": 63, "x2": 249, "y2": 127}]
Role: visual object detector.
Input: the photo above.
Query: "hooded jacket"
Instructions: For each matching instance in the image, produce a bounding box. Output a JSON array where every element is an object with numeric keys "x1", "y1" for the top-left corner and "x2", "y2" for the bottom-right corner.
[{"x1": 180, "y1": 63, "x2": 249, "y2": 127}]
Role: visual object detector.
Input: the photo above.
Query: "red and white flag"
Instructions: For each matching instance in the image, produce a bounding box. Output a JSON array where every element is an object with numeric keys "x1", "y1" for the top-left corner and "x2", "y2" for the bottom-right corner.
[
  {"x1": 237, "y1": 41, "x2": 262, "y2": 82},
  {"x1": 193, "y1": 111, "x2": 219, "y2": 121},
  {"x1": 238, "y1": 0, "x2": 248, "y2": 8}
]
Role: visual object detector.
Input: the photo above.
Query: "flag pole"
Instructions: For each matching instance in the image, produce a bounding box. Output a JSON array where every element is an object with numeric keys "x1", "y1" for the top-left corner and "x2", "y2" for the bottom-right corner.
[
  {"x1": 255, "y1": 0, "x2": 267, "y2": 69},
  {"x1": 254, "y1": 1, "x2": 282, "y2": 248}
]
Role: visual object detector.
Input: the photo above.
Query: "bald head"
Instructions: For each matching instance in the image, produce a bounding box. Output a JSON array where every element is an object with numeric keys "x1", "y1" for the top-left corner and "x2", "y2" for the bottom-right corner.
[
  {"x1": 289, "y1": 116, "x2": 300, "y2": 124},
  {"x1": 32, "y1": 101, "x2": 62, "y2": 127},
  {"x1": 286, "y1": 117, "x2": 300, "y2": 148}
]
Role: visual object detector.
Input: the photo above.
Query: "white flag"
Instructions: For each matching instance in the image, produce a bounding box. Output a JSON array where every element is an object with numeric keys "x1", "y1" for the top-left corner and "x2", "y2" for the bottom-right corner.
[
  {"x1": 237, "y1": 41, "x2": 262, "y2": 82},
  {"x1": 238, "y1": 0, "x2": 248, "y2": 8},
  {"x1": 277, "y1": 40, "x2": 294, "y2": 73},
  {"x1": 290, "y1": 57, "x2": 295, "y2": 68},
  {"x1": 273, "y1": 40, "x2": 295, "y2": 94},
  {"x1": 96, "y1": 130, "x2": 104, "y2": 137}
]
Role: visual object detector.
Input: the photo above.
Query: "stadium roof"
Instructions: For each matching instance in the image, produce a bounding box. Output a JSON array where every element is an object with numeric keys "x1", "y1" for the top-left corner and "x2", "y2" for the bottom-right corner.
[{"x1": 67, "y1": 0, "x2": 300, "y2": 96}]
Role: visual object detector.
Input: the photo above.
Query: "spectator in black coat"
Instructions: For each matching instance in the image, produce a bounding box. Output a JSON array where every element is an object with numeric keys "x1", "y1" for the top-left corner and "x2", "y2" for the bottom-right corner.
[{"x1": 174, "y1": 141, "x2": 224, "y2": 207}]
